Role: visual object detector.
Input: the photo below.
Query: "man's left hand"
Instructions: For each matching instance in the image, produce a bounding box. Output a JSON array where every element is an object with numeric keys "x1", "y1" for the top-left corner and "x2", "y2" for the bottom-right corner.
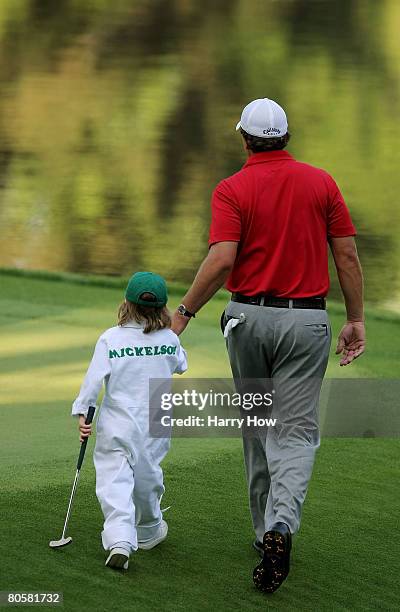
[{"x1": 335, "y1": 320, "x2": 365, "y2": 366}]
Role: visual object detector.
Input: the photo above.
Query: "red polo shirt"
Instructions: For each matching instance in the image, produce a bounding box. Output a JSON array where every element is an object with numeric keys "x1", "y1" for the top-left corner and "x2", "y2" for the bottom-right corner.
[{"x1": 208, "y1": 150, "x2": 356, "y2": 298}]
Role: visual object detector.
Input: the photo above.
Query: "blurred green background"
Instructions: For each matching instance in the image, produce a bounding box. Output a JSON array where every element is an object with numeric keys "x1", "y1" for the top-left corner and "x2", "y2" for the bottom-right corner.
[{"x1": 0, "y1": 0, "x2": 399, "y2": 309}]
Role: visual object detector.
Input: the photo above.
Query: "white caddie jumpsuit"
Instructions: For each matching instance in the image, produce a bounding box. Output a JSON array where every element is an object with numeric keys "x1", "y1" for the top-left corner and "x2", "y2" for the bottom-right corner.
[{"x1": 71, "y1": 321, "x2": 187, "y2": 553}]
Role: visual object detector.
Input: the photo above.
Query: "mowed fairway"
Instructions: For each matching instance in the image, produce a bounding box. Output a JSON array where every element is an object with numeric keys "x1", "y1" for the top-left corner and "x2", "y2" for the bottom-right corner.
[{"x1": 0, "y1": 272, "x2": 399, "y2": 612}]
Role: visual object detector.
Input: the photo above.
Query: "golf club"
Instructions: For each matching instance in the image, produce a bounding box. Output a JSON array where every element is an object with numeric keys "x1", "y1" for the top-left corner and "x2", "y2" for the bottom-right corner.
[{"x1": 49, "y1": 405, "x2": 96, "y2": 548}]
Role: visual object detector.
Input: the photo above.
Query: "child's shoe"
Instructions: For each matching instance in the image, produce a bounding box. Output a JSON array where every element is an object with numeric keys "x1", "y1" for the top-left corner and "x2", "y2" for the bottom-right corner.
[
  {"x1": 105, "y1": 547, "x2": 129, "y2": 570},
  {"x1": 138, "y1": 520, "x2": 168, "y2": 550}
]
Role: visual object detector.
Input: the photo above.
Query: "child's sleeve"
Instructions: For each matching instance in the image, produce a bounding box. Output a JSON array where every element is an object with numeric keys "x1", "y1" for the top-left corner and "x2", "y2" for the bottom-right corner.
[
  {"x1": 71, "y1": 335, "x2": 111, "y2": 417},
  {"x1": 174, "y1": 343, "x2": 188, "y2": 375}
]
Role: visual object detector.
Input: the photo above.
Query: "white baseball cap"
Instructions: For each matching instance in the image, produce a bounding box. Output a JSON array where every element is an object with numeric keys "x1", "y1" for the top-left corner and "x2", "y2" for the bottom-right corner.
[{"x1": 236, "y1": 98, "x2": 288, "y2": 138}]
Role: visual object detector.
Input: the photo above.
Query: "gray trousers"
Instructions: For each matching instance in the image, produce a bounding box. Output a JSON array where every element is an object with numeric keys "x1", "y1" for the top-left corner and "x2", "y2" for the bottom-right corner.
[{"x1": 223, "y1": 301, "x2": 331, "y2": 540}]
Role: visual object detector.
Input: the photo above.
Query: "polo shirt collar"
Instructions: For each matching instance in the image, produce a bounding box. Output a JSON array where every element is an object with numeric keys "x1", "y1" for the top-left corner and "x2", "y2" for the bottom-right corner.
[
  {"x1": 122, "y1": 321, "x2": 145, "y2": 329},
  {"x1": 243, "y1": 150, "x2": 294, "y2": 168}
]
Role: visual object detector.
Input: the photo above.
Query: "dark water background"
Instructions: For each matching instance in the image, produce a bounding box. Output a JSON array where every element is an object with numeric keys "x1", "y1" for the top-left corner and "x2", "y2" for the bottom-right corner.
[{"x1": 0, "y1": 0, "x2": 399, "y2": 308}]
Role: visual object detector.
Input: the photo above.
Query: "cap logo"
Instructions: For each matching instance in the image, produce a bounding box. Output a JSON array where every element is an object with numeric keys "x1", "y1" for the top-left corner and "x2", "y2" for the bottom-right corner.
[{"x1": 263, "y1": 127, "x2": 281, "y2": 135}]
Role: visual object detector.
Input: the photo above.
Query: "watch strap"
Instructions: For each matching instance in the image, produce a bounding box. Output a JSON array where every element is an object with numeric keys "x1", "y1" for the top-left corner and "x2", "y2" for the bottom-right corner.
[{"x1": 178, "y1": 304, "x2": 196, "y2": 318}]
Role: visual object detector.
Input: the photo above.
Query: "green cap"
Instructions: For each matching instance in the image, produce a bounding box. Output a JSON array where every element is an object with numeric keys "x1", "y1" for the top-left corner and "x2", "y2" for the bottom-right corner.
[{"x1": 125, "y1": 272, "x2": 168, "y2": 307}]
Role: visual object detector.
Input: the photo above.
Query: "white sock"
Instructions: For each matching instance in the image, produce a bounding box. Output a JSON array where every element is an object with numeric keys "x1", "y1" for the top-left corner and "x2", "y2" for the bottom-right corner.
[{"x1": 113, "y1": 541, "x2": 132, "y2": 554}]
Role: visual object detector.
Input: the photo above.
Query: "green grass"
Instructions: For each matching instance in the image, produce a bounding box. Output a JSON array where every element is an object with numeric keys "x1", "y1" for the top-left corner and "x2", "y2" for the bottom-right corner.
[{"x1": 0, "y1": 271, "x2": 399, "y2": 611}]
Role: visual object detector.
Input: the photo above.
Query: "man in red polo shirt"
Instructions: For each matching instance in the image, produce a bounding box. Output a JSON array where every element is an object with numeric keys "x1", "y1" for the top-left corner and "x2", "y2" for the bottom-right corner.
[{"x1": 171, "y1": 98, "x2": 365, "y2": 594}]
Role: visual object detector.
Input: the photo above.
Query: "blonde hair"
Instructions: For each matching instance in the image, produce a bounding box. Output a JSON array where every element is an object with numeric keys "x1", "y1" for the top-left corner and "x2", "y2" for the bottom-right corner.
[{"x1": 118, "y1": 296, "x2": 171, "y2": 333}]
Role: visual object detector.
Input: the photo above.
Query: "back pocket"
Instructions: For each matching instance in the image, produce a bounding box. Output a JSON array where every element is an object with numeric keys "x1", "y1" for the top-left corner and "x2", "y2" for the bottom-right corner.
[{"x1": 304, "y1": 323, "x2": 328, "y2": 336}]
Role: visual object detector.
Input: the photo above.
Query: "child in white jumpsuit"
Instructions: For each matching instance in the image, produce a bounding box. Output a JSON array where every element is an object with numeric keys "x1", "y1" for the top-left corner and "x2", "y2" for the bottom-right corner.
[{"x1": 72, "y1": 272, "x2": 187, "y2": 570}]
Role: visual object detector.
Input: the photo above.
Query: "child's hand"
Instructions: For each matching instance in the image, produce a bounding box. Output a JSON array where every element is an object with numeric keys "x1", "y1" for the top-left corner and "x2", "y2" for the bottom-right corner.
[{"x1": 78, "y1": 415, "x2": 92, "y2": 443}]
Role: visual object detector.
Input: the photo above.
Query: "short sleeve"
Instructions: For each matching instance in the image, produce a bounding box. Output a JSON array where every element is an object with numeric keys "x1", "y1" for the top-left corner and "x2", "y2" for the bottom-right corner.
[
  {"x1": 208, "y1": 180, "x2": 241, "y2": 246},
  {"x1": 326, "y1": 176, "x2": 356, "y2": 237}
]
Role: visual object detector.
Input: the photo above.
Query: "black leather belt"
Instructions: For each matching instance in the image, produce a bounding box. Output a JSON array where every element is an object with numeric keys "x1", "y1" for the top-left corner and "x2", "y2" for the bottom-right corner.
[{"x1": 231, "y1": 293, "x2": 326, "y2": 310}]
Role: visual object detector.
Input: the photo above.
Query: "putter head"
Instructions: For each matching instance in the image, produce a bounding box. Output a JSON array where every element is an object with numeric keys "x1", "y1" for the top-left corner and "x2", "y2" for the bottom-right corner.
[{"x1": 49, "y1": 536, "x2": 72, "y2": 548}]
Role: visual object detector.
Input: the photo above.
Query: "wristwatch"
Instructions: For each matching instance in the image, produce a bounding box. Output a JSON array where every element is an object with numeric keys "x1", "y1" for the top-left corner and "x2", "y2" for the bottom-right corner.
[{"x1": 177, "y1": 304, "x2": 196, "y2": 318}]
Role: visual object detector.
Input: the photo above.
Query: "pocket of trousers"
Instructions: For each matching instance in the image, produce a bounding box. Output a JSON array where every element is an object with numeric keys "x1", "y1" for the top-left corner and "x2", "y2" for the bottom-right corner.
[
  {"x1": 304, "y1": 323, "x2": 328, "y2": 336},
  {"x1": 223, "y1": 313, "x2": 246, "y2": 338},
  {"x1": 220, "y1": 310, "x2": 231, "y2": 335}
]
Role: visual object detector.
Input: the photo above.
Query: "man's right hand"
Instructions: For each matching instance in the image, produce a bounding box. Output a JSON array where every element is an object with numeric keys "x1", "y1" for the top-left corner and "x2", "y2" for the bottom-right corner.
[
  {"x1": 171, "y1": 310, "x2": 191, "y2": 336},
  {"x1": 335, "y1": 321, "x2": 366, "y2": 366}
]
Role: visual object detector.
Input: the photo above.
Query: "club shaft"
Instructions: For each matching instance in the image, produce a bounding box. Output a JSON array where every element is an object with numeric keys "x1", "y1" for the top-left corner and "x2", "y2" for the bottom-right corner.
[
  {"x1": 61, "y1": 469, "x2": 81, "y2": 539},
  {"x1": 57, "y1": 407, "x2": 95, "y2": 541}
]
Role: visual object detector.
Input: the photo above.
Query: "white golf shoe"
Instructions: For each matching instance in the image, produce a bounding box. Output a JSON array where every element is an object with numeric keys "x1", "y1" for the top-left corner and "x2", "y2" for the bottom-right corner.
[
  {"x1": 138, "y1": 520, "x2": 168, "y2": 550},
  {"x1": 105, "y1": 547, "x2": 129, "y2": 570}
]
